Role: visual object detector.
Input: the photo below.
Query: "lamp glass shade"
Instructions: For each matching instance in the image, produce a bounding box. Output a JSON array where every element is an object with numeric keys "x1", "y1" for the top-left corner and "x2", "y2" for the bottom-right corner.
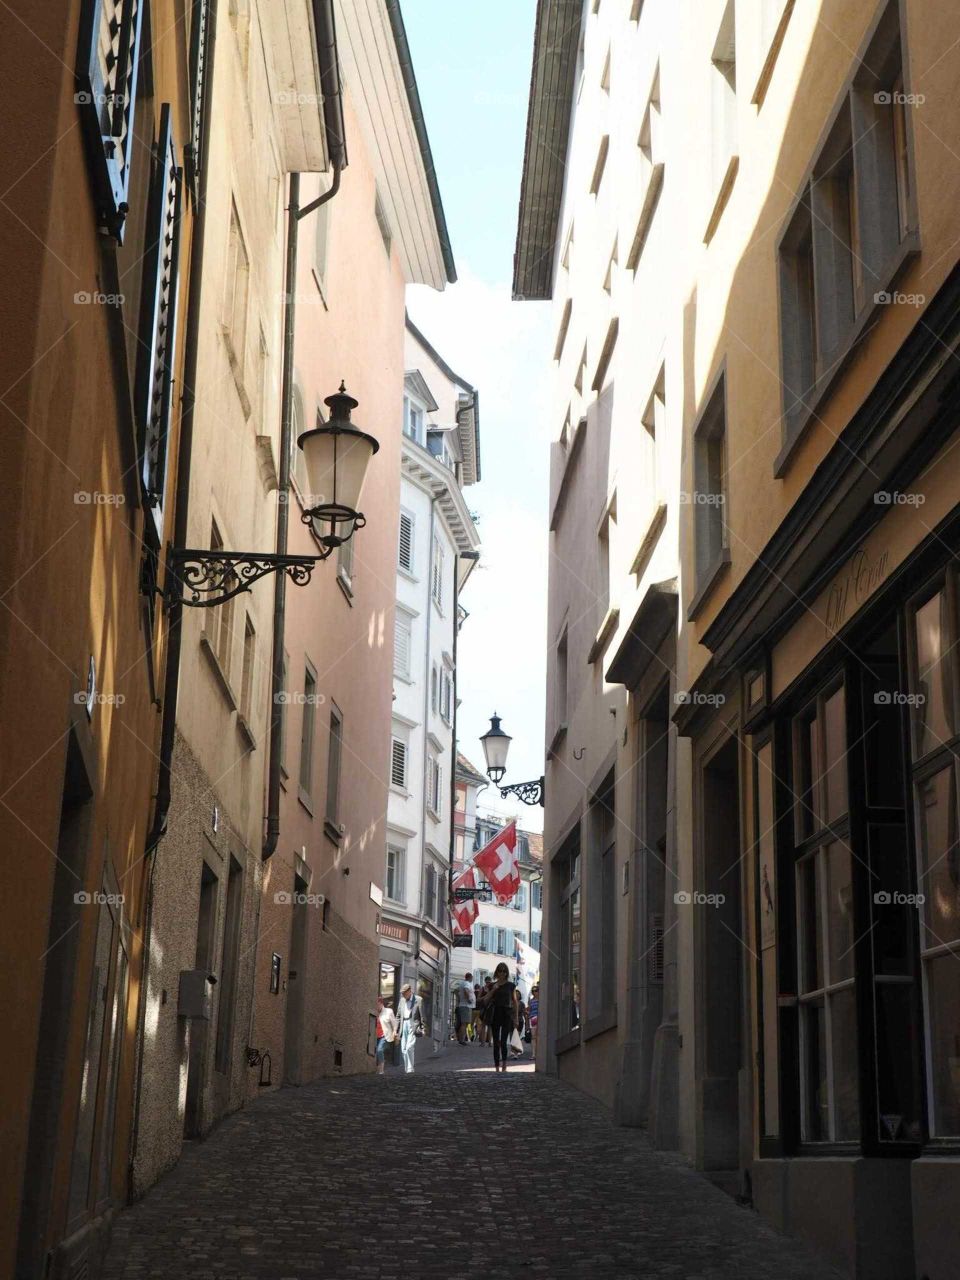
[
  {"x1": 480, "y1": 713, "x2": 511, "y2": 778},
  {"x1": 299, "y1": 424, "x2": 378, "y2": 514}
]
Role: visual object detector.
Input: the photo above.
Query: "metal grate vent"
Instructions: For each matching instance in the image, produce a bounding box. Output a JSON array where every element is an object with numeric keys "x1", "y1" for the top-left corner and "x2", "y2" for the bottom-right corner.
[{"x1": 648, "y1": 913, "x2": 664, "y2": 983}]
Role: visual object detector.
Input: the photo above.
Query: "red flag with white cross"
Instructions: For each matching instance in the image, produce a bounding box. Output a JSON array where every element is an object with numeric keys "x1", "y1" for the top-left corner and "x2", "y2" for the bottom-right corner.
[
  {"x1": 451, "y1": 866, "x2": 480, "y2": 934},
  {"x1": 473, "y1": 821, "x2": 520, "y2": 905}
]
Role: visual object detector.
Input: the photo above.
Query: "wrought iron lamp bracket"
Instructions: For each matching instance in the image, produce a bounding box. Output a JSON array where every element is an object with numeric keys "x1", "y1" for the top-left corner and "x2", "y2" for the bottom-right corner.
[
  {"x1": 165, "y1": 547, "x2": 331, "y2": 609},
  {"x1": 497, "y1": 776, "x2": 545, "y2": 808}
]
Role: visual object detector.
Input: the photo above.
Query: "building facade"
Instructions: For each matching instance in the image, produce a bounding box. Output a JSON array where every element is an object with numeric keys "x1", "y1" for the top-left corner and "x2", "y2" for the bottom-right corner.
[
  {"x1": 517, "y1": 1, "x2": 960, "y2": 1277},
  {"x1": 251, "y1": 0, "x2": 457, "y2": 1089},
  {"x1": 0, "y1": 1, "x2": 201, "y2": 1275},
  {"x1": 380, "y1": 319, "x2": 481, "y2": 1062}
]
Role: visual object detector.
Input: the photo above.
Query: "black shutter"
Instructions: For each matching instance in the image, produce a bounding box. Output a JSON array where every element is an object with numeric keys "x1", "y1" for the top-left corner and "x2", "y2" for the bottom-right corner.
[
  {"x1": 76, "y1": 0, "x2": 145, "y2": 242},
  {"x1": 184, "y1": 0, "x2": 210, "y2": 201},
  {"x1": 135, "y1": 104, "x2": 183, "y2": 547}
]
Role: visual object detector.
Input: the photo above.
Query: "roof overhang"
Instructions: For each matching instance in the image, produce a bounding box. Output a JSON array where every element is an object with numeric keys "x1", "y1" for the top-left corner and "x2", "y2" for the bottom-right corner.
[
  {"x1": 606, "y1": 579, "x2": 679, "y2": 689},
  {"x1": 512, "y1": 0, "x2": 584, "y2": 301},
  {"x1": 336, "y1": 0, "x2": 455, "y2": 287},
  {"x1": 404, "y1": 370, "x2": 439, "y2": 413},
  {"x1": 262, "y1": 1, "x2": 340, "y2": 173},
  {"x1": 402, "y1": 441, "x2": 481, "y2": 555}
]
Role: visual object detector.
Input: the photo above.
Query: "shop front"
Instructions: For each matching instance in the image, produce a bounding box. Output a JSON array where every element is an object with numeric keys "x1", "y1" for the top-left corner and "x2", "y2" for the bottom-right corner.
[
  {"x1": 680, "y1": 268, "x2": 960, "y2": 1278},
  {"x1": 417, "y1": 931, "x2": 448, "y2": 1062}
]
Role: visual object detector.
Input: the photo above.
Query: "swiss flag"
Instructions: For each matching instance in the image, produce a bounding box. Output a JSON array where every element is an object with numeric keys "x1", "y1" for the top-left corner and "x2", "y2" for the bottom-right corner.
[
  {"x1": 474, "y1": 821, "x2": 520, "y2": 905},
  {"x1": 451, "y1": 867, "x2": 480, "y2": 934}
]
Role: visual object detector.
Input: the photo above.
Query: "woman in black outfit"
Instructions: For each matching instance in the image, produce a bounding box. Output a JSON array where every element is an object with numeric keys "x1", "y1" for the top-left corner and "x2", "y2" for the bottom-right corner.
[{"x1": 485, "y1": 962, "x2": 519, "y2": 1073}]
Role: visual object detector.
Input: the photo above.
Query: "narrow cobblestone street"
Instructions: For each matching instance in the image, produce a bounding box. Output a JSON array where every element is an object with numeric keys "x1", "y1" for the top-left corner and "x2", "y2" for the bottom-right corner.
[{"x1": 103, "y1": 1051, "x2": 843, "y2": 1280}]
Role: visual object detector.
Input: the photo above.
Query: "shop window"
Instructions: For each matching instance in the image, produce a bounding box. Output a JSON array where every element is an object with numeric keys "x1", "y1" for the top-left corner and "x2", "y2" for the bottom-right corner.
[
  {"x1": 417, "y1": 977, "x2": 433, "y2": 1036},
  {"x1": 558, "y1": 830, "x2": 582, "y2": 1034},
  {"x1": 791, "y1": 681, "x2": 859, "y2": 1142}
]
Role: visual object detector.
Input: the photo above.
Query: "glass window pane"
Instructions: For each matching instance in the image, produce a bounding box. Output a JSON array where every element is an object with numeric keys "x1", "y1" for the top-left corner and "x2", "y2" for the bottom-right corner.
[
  {"x1": 874, "y1": 980, "x2": 922, "y2": 1143},
  {"x1": 915, "y1": 766, "x2": 960, "y2": 948},
  {"x1": 826, "y1": 841, "x2": 856, "y2": 984},
  {"x1": 796, "y1": 709, "x2": 819, "y2": 838},
  {"x1": 914, "y1": 590, "x2": 953, "y2": 757},
  {"x1": 570, "y1": 886, "x2": 581, "y2": 1029},
  {"x1": 798, "y1": 856, "x2": 822, "y2": 993},
  {"x1": 801, "y1": 1000, "x2": 828, "y2": 1141},
  {"x1": 829, "y1": 986, "x2": 860, "y2": 1140},
  {"x1": 823, "y1": 687, "x2": 848, "y2": 822},
  {"x1": 925, "y1": 952, "x2": 960, "y2": 1136}
]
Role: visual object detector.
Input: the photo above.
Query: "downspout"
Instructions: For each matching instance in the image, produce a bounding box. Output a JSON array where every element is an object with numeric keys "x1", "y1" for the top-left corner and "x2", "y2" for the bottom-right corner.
[
  {"x1": 263, "y1": 0, "x2": 345, "y2": 860},
  {"x1": 418, "y1": 495, "x2": 437, "y2": 966},
  {"x1": 130, "y1": 0, "x2": 220, "y2": 1193},
  {"x1": 448, "y1": 550, "x2": 479, "y2": 902}
]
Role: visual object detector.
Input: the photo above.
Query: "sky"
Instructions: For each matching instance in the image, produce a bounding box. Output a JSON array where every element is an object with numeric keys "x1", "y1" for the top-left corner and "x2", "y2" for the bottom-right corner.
[{"x1": 401, "y1": 1, "x2": 553, "y2": 832}]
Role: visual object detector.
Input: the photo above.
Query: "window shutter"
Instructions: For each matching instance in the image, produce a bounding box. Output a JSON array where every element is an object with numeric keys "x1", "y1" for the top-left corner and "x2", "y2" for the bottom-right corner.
[
  {"x1": 398, "y1": 511, "x2": 414, "y2": 571},
  {"x1": 394, "y1": 615, "x2": 411, "y2": 677},
  {"x1": 185, "y1": 0, "x2": 210, "y2": 200},
  {"x1": 76, "y1": 0, "x2": 145, "y2": 242},
  {"x1": 390, "y1": 738, "x2": 406, "y2": 788},
  {"x1": 135, "y1": 103, "x2": 182, "y2": 545}
]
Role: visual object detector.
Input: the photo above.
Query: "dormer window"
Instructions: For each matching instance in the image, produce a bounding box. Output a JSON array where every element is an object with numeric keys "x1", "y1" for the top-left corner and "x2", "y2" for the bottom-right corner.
[{"x1": 403, "y1": 394, "x2": 425, "y2": 445}]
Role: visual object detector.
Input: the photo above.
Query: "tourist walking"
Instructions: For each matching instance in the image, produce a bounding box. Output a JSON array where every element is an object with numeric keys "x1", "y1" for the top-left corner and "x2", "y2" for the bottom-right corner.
[
  {"x1": 455, "y1": 971, "x2": 476, "y2": 1044},
  {"x1": 375, "y1": 996, "x2": 398, "y2": 1075},
  {"x1": 484, "y1": 962, "x2": 519, "y2": 1073},
  {"x1": 528, "y1": 984, "x2": 539, "y2": 1058},
  {"x1": 397, "y1": 981, "x2": 424, "y2": 1073}
]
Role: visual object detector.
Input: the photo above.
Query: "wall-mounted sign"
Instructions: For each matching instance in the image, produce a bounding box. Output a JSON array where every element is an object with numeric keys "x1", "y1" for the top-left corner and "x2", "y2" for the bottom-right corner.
[
  {"x1": 453, "y1": 933, "x2": 474, "y2": 948},
  {"x1": 379, "y1": 920, "x2": 410, "y2": 943},
  {"x1": 369, "y1": 882, "x2": 384, "y2": 906},
  {"x1": 420, "y1": 936, "x2": 442, "y2": 962},
  {"x1": 824, "y1": 546, "x2": 890, "y2": 638},
  {"x1": 454, "y1": 886, "x2": 492, "y2": 902}
]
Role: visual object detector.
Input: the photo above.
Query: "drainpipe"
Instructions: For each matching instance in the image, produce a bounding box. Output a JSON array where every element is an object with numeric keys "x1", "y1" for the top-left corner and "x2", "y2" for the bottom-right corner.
[
  {"x1": 417, "y1": 494, "x2": 438, "y2": 1013},
  {"x1": 263, "y1": 0, "x2": 345, "y2": 860},
  {"x1": 448, "y1": 549, "x2": 479, "y2": 901},
  {"x1": 130, "y1": 0, "x2": 220, "y2": 1194}
]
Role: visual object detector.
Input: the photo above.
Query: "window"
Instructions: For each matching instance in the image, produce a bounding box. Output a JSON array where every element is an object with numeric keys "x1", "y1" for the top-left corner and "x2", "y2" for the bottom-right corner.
[
  {"x1": 777, "y1": 2, "x2": 913, "y2": 455},
  {"x1": 223, "y1": 200, "x2": 249, "y2": 375},
  {"x1": 185, "y1": 0, "x2": 211, "y2": 198},
  {"x1": 398, "y1": 509, "x2": 415, "y2": 572},
  {"x1": 559, "y1": 833, "x2": 582, "y2": 1032},
  {"x1": 496, "y1": 928, "x2": 508, "y2": 956},
  {"x1": 692, "y1": 374, "x2": 728, "y2": 601},
  {"x1": 642, "y1": 365, "x2": 666, "y2": 505},
  {"x1": 597, "y1": 496, "x2": 616, "y2": 624},
  {"x1": 278, "y1": 649, "x2": 289, "y2": 776},
  {"x1": 554, "y1": 298, "x2": 572, "y2": 362},
  {"x1": 441, "y1": 671, "x2": 453, "y2": 724},
  {"x1": 591, "y1": 318, "x2": 619, "y2": 392},
  {"x1": 77, "y1": 0, "x2": 145, "y2": 242},
  {"x1": 240, "y1": 615, "x2": 255, "y2": 723},
  {"x1": 908, "y1": 578, "x2": 960, "y2": 1136},
  {"x1": 403, "y1": 396, "x2": 424, "y2": 445},
  {"x1": 427, "y1": 755, "x2": 443, "y2": 818},
  {"x1": 628, "y1": 66, "x2": 664, "y2": 269},
  {"x1": 590, "y1": 135, "x2": 610, "y2": 195},
  {"x1": 574, "y1": 343, "x2": 588, "y2": 396},
  {"x1": 325, "y1": 704, "x2": 343, "y2": 828},
  {"x1": 710, "y1": 2, "x2": 738, "y2": 200},
  {"x1": 603, "y1": 240, "x2": 617, "y2": 293},
  {"x1": 431, "y1": 665, "x2": 439, "y2": 715},
  {"x1": 532, "y1": 882, "x2": 543, "y2": 910},
  {"x1": 390, "y1": 733, "x2": 408, "y2": 790},
  {"x1": 561, "y1": 222, "x2": 574, "y2": 272},
  {"x1": 514, "y1": 884, "x2": 527, "y2": 913},
  {"x1": 532, "y1": 930, "x2": 542, "y2": 952},
  {"x1": 476, "y1": 923, "x2": 489, "y2": 952},
  {"x1": 206, "y1": 519, "x2": 235, "y2": 674},
  {"x1": 425, "y1": 864, "x2": 437, "y2": 923},
  {"x1": 394, "y1": 612, "x2": 412, "y2": 679},
  {"x1": 337, "y1": 533, "x2": 354, "y2": 594},
  {"x1": 597, "y1": 785, "x2": 617, "y2": 1011},
  {"x1": 754, "y1": 0, "x2": 792, "y2": 106},
  {"x1": 299, "y1": 663, "x2": 317, "y2": 802},
  {"x1": 375, "y1": 188, "x2": 392, "y2": 255},
  {"x1": 135, "y1": 105, "x2": 182, "y2": 543},
  {"x1": 314, "y1": 194, "x2": 330, "y2": 292},
  {"x1": 431, "y1": 536, "x2": 445, "y2": 611},
  {"x1": 791, "y1": 682, "x2": 858, "y2": 1142},
  {"x1": 555, "y1": 627, "x2": 569, "y2": 731},
  {"x1": 386, "y1": 844, "x2": 405, "y2": 904}
]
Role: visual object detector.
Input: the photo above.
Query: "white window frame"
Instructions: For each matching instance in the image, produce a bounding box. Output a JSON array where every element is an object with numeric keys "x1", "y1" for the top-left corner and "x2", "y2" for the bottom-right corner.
[
  {"x1": 394, "y1": 611, "x2": 413, "y2": 680},
  {"x1": 385, "y1": 843, "x2": 406, "y2": 905}
]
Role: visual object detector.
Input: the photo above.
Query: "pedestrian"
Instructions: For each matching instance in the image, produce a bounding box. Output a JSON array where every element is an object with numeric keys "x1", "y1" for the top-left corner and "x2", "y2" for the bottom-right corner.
[
  {"x1": 480, "y1": 975, "x2": 495, "y2": 1045},
  {"x1": 455, "y1": 971, "x2": 476, "y2": 1044},
  {"x1": 375, "y1": 996, "x2": 398, "y2": 1075},
  {"x1": 511, "y1": 994, "x2": 527, "y2": 1058},
  {"x1": 471, "y1": 984, "x2": 484, "y2": 1043},
  {"x1": 484, "y1": 962, "x2": 519, "y2": 1073},
  {"x1": 528, "y1": 983, "x2": 539, "y2": 1058},
  {"x1": 396, "y1": 981, "x2": 424, "y2": 1073}
]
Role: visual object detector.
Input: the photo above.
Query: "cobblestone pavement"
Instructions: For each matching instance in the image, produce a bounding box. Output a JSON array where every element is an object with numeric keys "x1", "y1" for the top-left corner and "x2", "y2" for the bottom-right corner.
[{"x1": 103, "y1": 1047, "x2": 844, "y2": 1280}]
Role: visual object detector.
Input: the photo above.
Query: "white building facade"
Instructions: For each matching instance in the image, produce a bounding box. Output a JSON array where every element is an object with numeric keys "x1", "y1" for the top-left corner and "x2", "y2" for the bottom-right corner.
[{"x1": 380, "y1": 318, "x2": 481, "y2": 1061}]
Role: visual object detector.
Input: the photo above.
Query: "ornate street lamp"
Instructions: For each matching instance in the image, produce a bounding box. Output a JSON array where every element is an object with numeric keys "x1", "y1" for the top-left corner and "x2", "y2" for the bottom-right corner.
[
  {"x1": 167, "y1": 383, "x2": 378, "y2": 607},
  {"x1": 479, "y1": 712, "x2": 544, "y2": 807}
]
